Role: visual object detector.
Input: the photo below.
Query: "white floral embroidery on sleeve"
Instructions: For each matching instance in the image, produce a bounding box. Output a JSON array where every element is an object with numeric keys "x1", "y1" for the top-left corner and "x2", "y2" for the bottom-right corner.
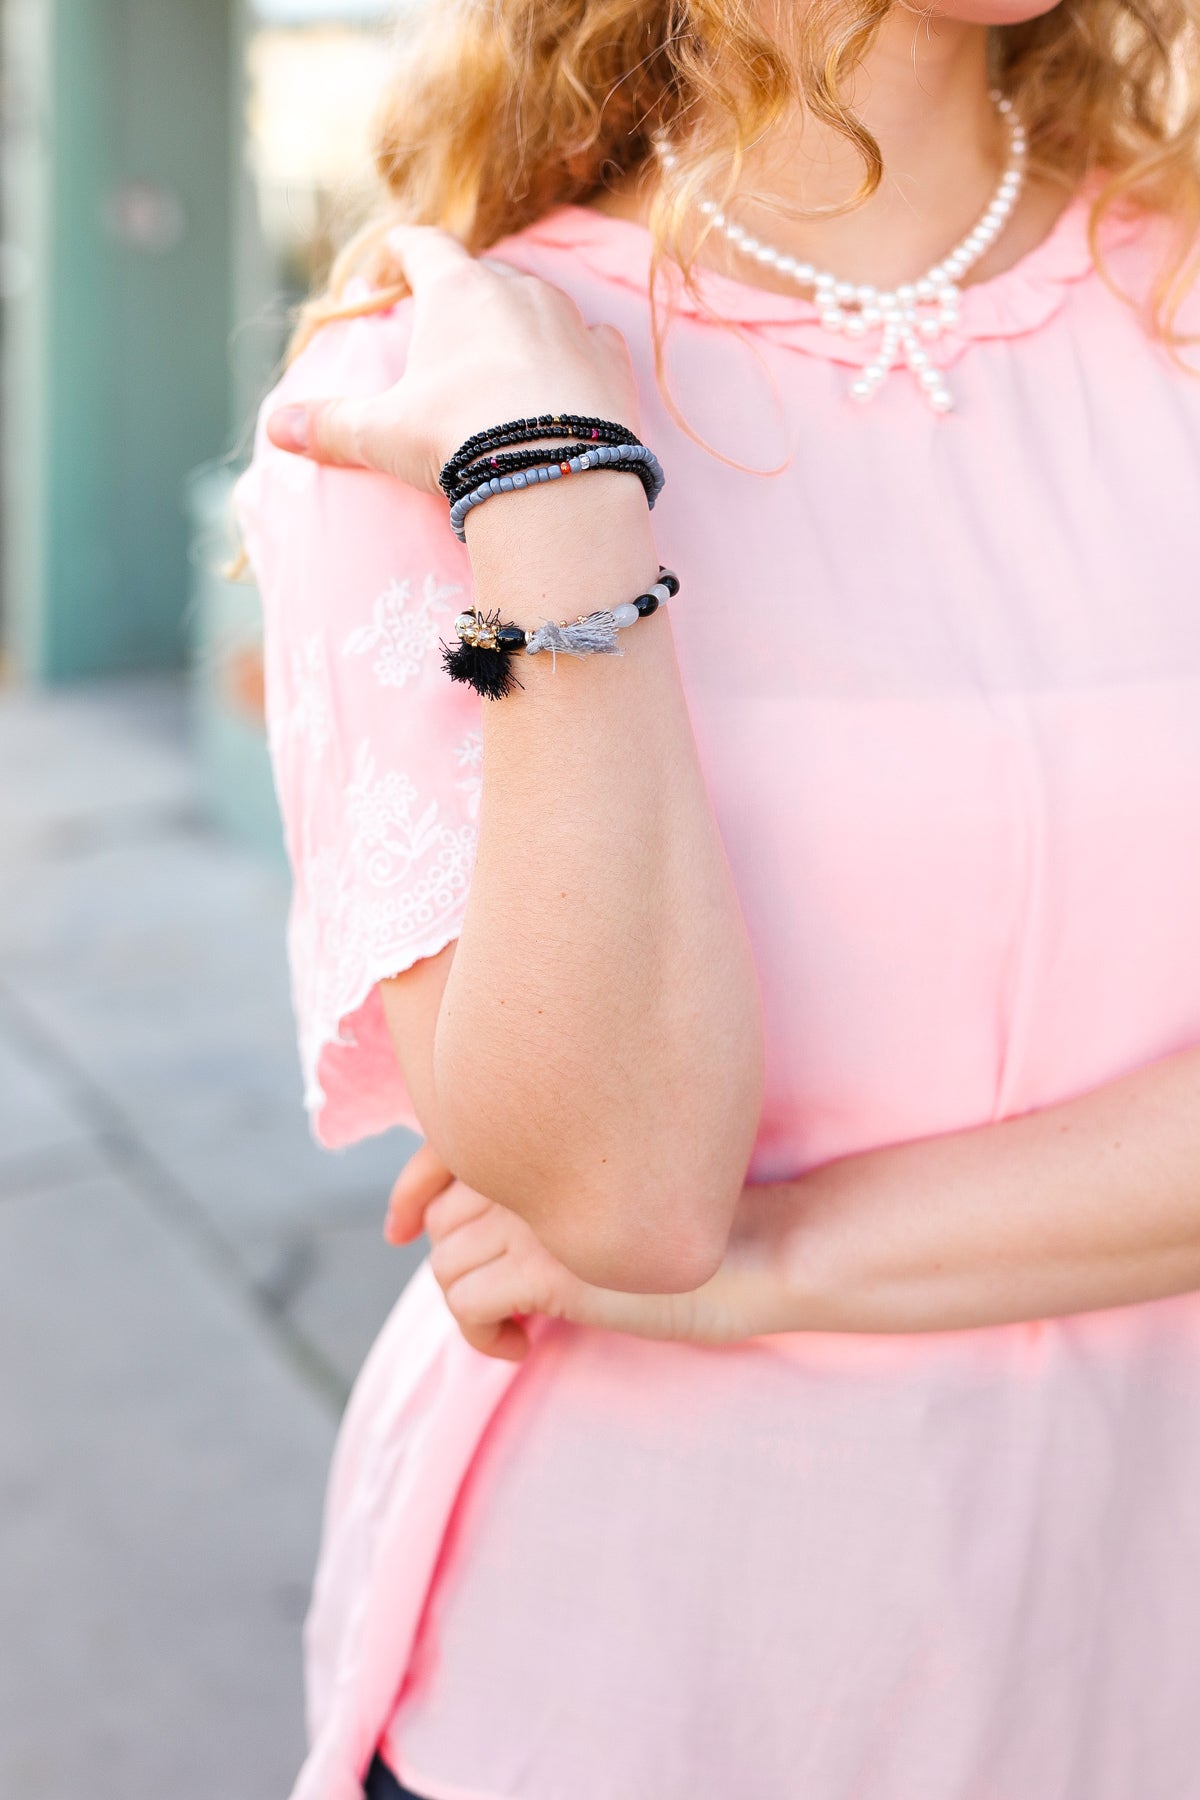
[
  {"x1": 289, "y1": 634, "x2": 332, "y2": 759},
  {"x1": 342, "y1": 572, "x2": 465, "y2": 688}
]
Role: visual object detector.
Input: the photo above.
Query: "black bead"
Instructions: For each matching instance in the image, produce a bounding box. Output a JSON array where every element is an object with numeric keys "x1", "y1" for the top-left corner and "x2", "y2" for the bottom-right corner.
[
  {"x1": 658, "y1": 569, "x2": 680, "y2": 596},
  {"x1": 634, "y1": 593, "x2": 659, "y2": 616},
  {"x1": 495, "y1": 623, "x2": 527, "y2": 649}
]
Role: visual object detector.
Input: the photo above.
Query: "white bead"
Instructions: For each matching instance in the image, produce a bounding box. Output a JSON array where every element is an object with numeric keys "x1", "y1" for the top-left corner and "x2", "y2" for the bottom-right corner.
[
  {"x1": 698, "y1": 198, "x2": 717, "y2": 216},
  {"x1": 454, "y1": 612, "x2": 475, "y2": 635},
  {"x1": 915, "y1": 278, "x2": 935, "y2": 301},
  {"x1": 710, "y1": 210, "x2": 726, "y2": 228},
  {"x1": 611, "y1": 602, "x2": 641, "y2": 628},
  {"x1": 844, "y1": 315, "x2": 868, "y2": 338},
  {"x1": 929, "y1": 389, "x2": 954, "y2": 413},
  {"x1": 849, "y1": 376, "x2": 875, "y2": 402},
  {"x1": 777, "y1": 255, "x2": 798, "y2": 275},
  {"x1": 918, "y1": 316, "x2": 940, "y2": 339},
  {"x1": 937, "y1": 284, "x2": 958, "y2": 305},
  {"x1": 927, "y1": 265, "x2": 946, "y2": 286},
  {"x1": 861, "y1": 306, "x2": 882, "y2": 327},
  {"x1": 740, "y1": 234, "x2": 761, "y2": 255},
  {"x1": 918, "y1": 366, "x2": 942, "y2": 389},
  {"x1": 855, "y1": 284, "x2": 878, "y2": 305},
  {"x1": 897, "y1": 283, "x2": 916, "y2": 305},
  {"x1": 835, "y1": 280, "x2": 856, "y2": 302},
  {"x1": 794, "y1": 263, "x2": 815, "y2": 283},
  {"x1": 907, "y1": 346, "x2": 929, "y2": 368},
  {"x1": 863, "y1": 363, "x2": 885, "y2": 382},
  {"x1": 754, "y1": 243, "x2": 778, "y2": 264},
  {"x1": 819, "y1": 307, "x2": 845, "y2": 328}
]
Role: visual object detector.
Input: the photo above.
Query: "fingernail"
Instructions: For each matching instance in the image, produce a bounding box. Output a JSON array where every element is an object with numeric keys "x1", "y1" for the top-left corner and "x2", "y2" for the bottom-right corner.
[{"x1": 269, "y1": 404, "x2": 310, "y2": 453}]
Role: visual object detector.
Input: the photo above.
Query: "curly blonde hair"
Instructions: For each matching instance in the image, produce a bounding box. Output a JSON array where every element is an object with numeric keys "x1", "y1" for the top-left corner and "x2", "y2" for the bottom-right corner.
[{"x1": 291, "y1": 0, "x2": 1200, "y2": 359}]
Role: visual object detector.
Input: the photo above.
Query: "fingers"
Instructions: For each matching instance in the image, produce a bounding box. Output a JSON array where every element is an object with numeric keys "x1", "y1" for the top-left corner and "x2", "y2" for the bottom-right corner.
[
  {"x1": 384, "y1": 222, "x2": 476, "y2": 290},
  {"x1": 427, "y1": 1209, "x2": 510, "y2": 1289},
  {"x1": 266, "y1": 394, "x2": 401, "y2": 472},
  {"x1": 384, "y1": 1142, "x2": 456, "y2": 1245},
  {"x1": 442, "y1": 1259, "x2": 531, "y2": 1363},
  {"x1": 458, "y1": 1317, "x2": 530, "y2": 1362}
]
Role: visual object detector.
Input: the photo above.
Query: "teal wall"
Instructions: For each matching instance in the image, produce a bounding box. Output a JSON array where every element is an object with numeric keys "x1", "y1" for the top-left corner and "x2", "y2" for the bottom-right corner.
[{"x1": 3, "y1": 0, "x2": 236, "y2": 680}]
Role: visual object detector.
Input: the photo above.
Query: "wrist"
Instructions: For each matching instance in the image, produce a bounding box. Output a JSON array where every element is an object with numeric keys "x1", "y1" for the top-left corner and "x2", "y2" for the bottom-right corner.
[{"x1": 463, "y1": 473, "x2": 659, "y2": 626}]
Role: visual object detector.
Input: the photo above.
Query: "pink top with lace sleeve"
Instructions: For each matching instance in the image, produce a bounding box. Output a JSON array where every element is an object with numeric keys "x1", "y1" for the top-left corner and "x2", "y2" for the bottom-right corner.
[{"x1": 234, "y1": 193, "x2": 1200, "y2": 1800}]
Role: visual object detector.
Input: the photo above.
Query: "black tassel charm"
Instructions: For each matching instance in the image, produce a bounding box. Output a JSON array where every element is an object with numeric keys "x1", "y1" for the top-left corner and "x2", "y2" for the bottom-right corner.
[{"x1": 441, "y1": 608, "x2": 527, "y2": 700}]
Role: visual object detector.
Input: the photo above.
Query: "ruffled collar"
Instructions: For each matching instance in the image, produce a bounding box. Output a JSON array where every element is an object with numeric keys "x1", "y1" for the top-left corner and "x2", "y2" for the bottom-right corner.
[{"x1": 509, "y1": 181, "x2": 1145, "y2": 368}]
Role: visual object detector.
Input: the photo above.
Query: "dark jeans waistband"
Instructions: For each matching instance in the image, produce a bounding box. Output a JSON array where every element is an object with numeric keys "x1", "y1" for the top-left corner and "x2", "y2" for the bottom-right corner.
[{"x1": 365, "y1": 1753, "x2": 426, "y2": 1800}]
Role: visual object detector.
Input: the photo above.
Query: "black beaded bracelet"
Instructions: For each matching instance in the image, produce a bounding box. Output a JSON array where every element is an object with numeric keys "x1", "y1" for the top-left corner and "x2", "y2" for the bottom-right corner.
[
  {"x1": 443, "y1": 441, "x2": 625, "y2": 504},
  {"x1": 439, "y1": 414, "x2": 642, "y2": 494},
  {"x1": 442, "y1": 568, "x2": 680, "y2": 700}
]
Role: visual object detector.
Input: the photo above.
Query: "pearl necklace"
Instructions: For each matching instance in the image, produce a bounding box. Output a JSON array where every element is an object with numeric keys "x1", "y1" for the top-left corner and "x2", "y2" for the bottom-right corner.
[{"x1": 654, "y1": 92, "x2": 1027, "y2": 414}]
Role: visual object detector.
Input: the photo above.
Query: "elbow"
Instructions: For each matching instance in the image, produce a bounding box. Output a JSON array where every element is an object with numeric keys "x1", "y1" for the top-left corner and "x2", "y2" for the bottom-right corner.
[{"x1": 537, "y1": 1193, "x2": 734, "y2": 1295}]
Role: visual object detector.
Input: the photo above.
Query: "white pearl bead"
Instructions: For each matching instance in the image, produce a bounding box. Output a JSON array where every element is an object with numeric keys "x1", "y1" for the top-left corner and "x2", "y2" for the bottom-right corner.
[
  {"x1": 937, "y1": 285, "x2": 958, "y2": 305},
  {"x1": 861, "y1": 306, "x2": 882, "y2": 327},
  {"x1": 794, "y1": 263, "x2": 815, "y2": 283},
  {"x1": 907, "y1": 346, "x2": 929, "y2": 368},
  {"x1": 834, "y1": 280, "x2": 856, "y2": 303},
  {"x1": 698, "y1": 198, "x2": 717, "y2": 216},
  {"x1": 855, "y1": 284, "x2": 877, "y2": 305},
  {"x1": 927, "y1": 265, "x2": 946, "y2": 285},
  {"x1": 819, "y1": 307, "x2": 845, "y2": 328},
  {"x1": 611, "y1": 602, "x2": 641, "y2": 628},
  {"x1": 754, "y1": 244, "x2": 778, "y2": 264},
  {"x1": 849, "y1": 376, "x2": 875, "y2": 402},
  {"x1": 915, "y1": 278, "x2": 935, "y2": 301},
  {"x1": 918, "y1": 316, "x2": 940, "y2": 339},
  {"x1": 777, "y1": 255, "x2": 798, "y2": 275},
  {"x1": 929, "y1": 389, "x2": 954, "y2": 413},
  {"x1": 918, "y1": 366, "x2": 942, "y2": 389},
  {"x1": 726, "y1": 223, "x2": 746, "y2": 243},
  {"x1": 843, "y1": 316, "x2": 868, "y2": 338},
  {"x1": 897, "y1": 283, "x2": 916, "y2": 305},
  {"x1": 740, "y1": 235, "x2": 761, "y2": 255}
]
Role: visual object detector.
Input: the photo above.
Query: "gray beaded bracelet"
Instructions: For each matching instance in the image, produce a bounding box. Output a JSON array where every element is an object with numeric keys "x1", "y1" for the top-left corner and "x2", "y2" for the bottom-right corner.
[
  {"x1": 442, "y1": 568, "x2": 680, "y2": 698},
  {"x1": 448, "y1": 442, "x2": 666, "y2": 544}
]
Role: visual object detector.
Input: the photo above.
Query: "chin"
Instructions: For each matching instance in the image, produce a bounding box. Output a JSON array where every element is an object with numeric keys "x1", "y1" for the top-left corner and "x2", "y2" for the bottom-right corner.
[{"x1": 931, "y1": 0, "x2": 1062, "y2": 19}]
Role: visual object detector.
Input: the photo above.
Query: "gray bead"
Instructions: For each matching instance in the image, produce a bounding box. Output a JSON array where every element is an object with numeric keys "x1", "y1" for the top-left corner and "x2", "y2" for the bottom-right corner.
[
  {"x1": 500, "y1": 476, "x2": 514, "y2": 491},
  {"x1": 611, "y1": 601, "x2": 640, "y2": 627},
  {"x1": 489, "y1": 478, "x2": 502, "y2": 492},
  {"x1": 512, "y1": 472, "x2": 527, "y2": 488},
  {"x1": 548, "y1": 465, "x2": 562, "y2": 479}
]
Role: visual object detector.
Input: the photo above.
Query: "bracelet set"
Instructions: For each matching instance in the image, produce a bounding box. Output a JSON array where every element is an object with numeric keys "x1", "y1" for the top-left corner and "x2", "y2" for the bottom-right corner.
[
  {"x1": 439, "y1": 413, "x2": 666, "y2": 544},
  {"x1": 436, "y1": 414, "x2": 675, "y2": 699}
]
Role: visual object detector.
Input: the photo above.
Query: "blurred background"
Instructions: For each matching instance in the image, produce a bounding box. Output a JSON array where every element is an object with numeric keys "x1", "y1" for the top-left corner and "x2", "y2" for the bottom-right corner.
[{"x1": 0, "y1": 4, "x2": 425, "y2": 1794}]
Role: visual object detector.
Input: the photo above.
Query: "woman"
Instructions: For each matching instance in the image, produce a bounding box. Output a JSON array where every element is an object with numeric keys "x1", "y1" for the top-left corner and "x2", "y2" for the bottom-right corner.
[{"x1": 234, "y1": 0, "x2": 1200, "y2": 1792}]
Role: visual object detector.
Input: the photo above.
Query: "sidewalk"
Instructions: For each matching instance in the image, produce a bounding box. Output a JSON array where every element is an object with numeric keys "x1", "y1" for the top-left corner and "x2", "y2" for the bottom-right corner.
[{"x1": 0, "y1": 678, "x2": 423, "y2": 1800}]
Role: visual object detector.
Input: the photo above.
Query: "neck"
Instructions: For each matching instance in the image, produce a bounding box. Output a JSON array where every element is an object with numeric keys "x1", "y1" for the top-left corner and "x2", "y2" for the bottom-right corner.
[{"x1": 596, "y1": 13, "x2": 1067, "y2": 291}]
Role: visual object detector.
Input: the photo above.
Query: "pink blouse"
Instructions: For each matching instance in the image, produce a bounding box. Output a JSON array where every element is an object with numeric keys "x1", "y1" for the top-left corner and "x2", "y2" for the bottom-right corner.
[{"x1": 235, "y1": 191, "x2": 1200, "y2": 1800}]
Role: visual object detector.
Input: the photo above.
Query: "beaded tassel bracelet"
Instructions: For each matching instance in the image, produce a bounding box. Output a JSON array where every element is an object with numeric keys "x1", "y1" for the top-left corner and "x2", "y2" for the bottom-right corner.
[{"x1": 442, "y1": 568, "x2": 680, "y2": 700}]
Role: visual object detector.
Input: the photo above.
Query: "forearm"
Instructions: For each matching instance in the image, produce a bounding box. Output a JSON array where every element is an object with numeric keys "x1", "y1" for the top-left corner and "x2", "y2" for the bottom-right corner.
[
  {"x1": 726, "y1": 1044, "x2": 1200, "y2": 1335},
  {"x1": 427, "y1": 478, "x2": 764, "y2": 1291}
]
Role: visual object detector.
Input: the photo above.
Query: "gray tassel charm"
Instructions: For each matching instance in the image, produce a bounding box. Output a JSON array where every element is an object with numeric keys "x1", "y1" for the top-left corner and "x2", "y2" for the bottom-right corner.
[{"x1": 525, "y1": 610, "x2": 625, "y2": 666}]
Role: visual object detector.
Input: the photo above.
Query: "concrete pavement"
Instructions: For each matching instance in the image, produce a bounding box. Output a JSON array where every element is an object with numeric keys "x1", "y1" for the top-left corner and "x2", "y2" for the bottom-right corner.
[{"x1": 0, "y1": 678, "x2": 424, "y2": 1800}]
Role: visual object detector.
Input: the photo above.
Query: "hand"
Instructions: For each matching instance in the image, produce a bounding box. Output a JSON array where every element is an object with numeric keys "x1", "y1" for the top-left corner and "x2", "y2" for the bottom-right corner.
[
  {"x1": 385, "y1": 1144, "x2": 773, "y2": 1359},
  {"x1": 265, "y1": 224, "x2": 640, "y2": 491}
]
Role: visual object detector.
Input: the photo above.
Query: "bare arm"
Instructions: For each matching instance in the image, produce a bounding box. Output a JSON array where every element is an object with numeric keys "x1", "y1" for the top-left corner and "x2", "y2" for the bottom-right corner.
[
  {"x1": 743, "y1": 1042, "x2": 1200, "y2": 1335},
  {"x1": 386, "y1": 1042, "x2": 1200, "y2": 1354},
  {"x1": 272, "y1": 228, "x2": 763, "y2": 1292}
]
